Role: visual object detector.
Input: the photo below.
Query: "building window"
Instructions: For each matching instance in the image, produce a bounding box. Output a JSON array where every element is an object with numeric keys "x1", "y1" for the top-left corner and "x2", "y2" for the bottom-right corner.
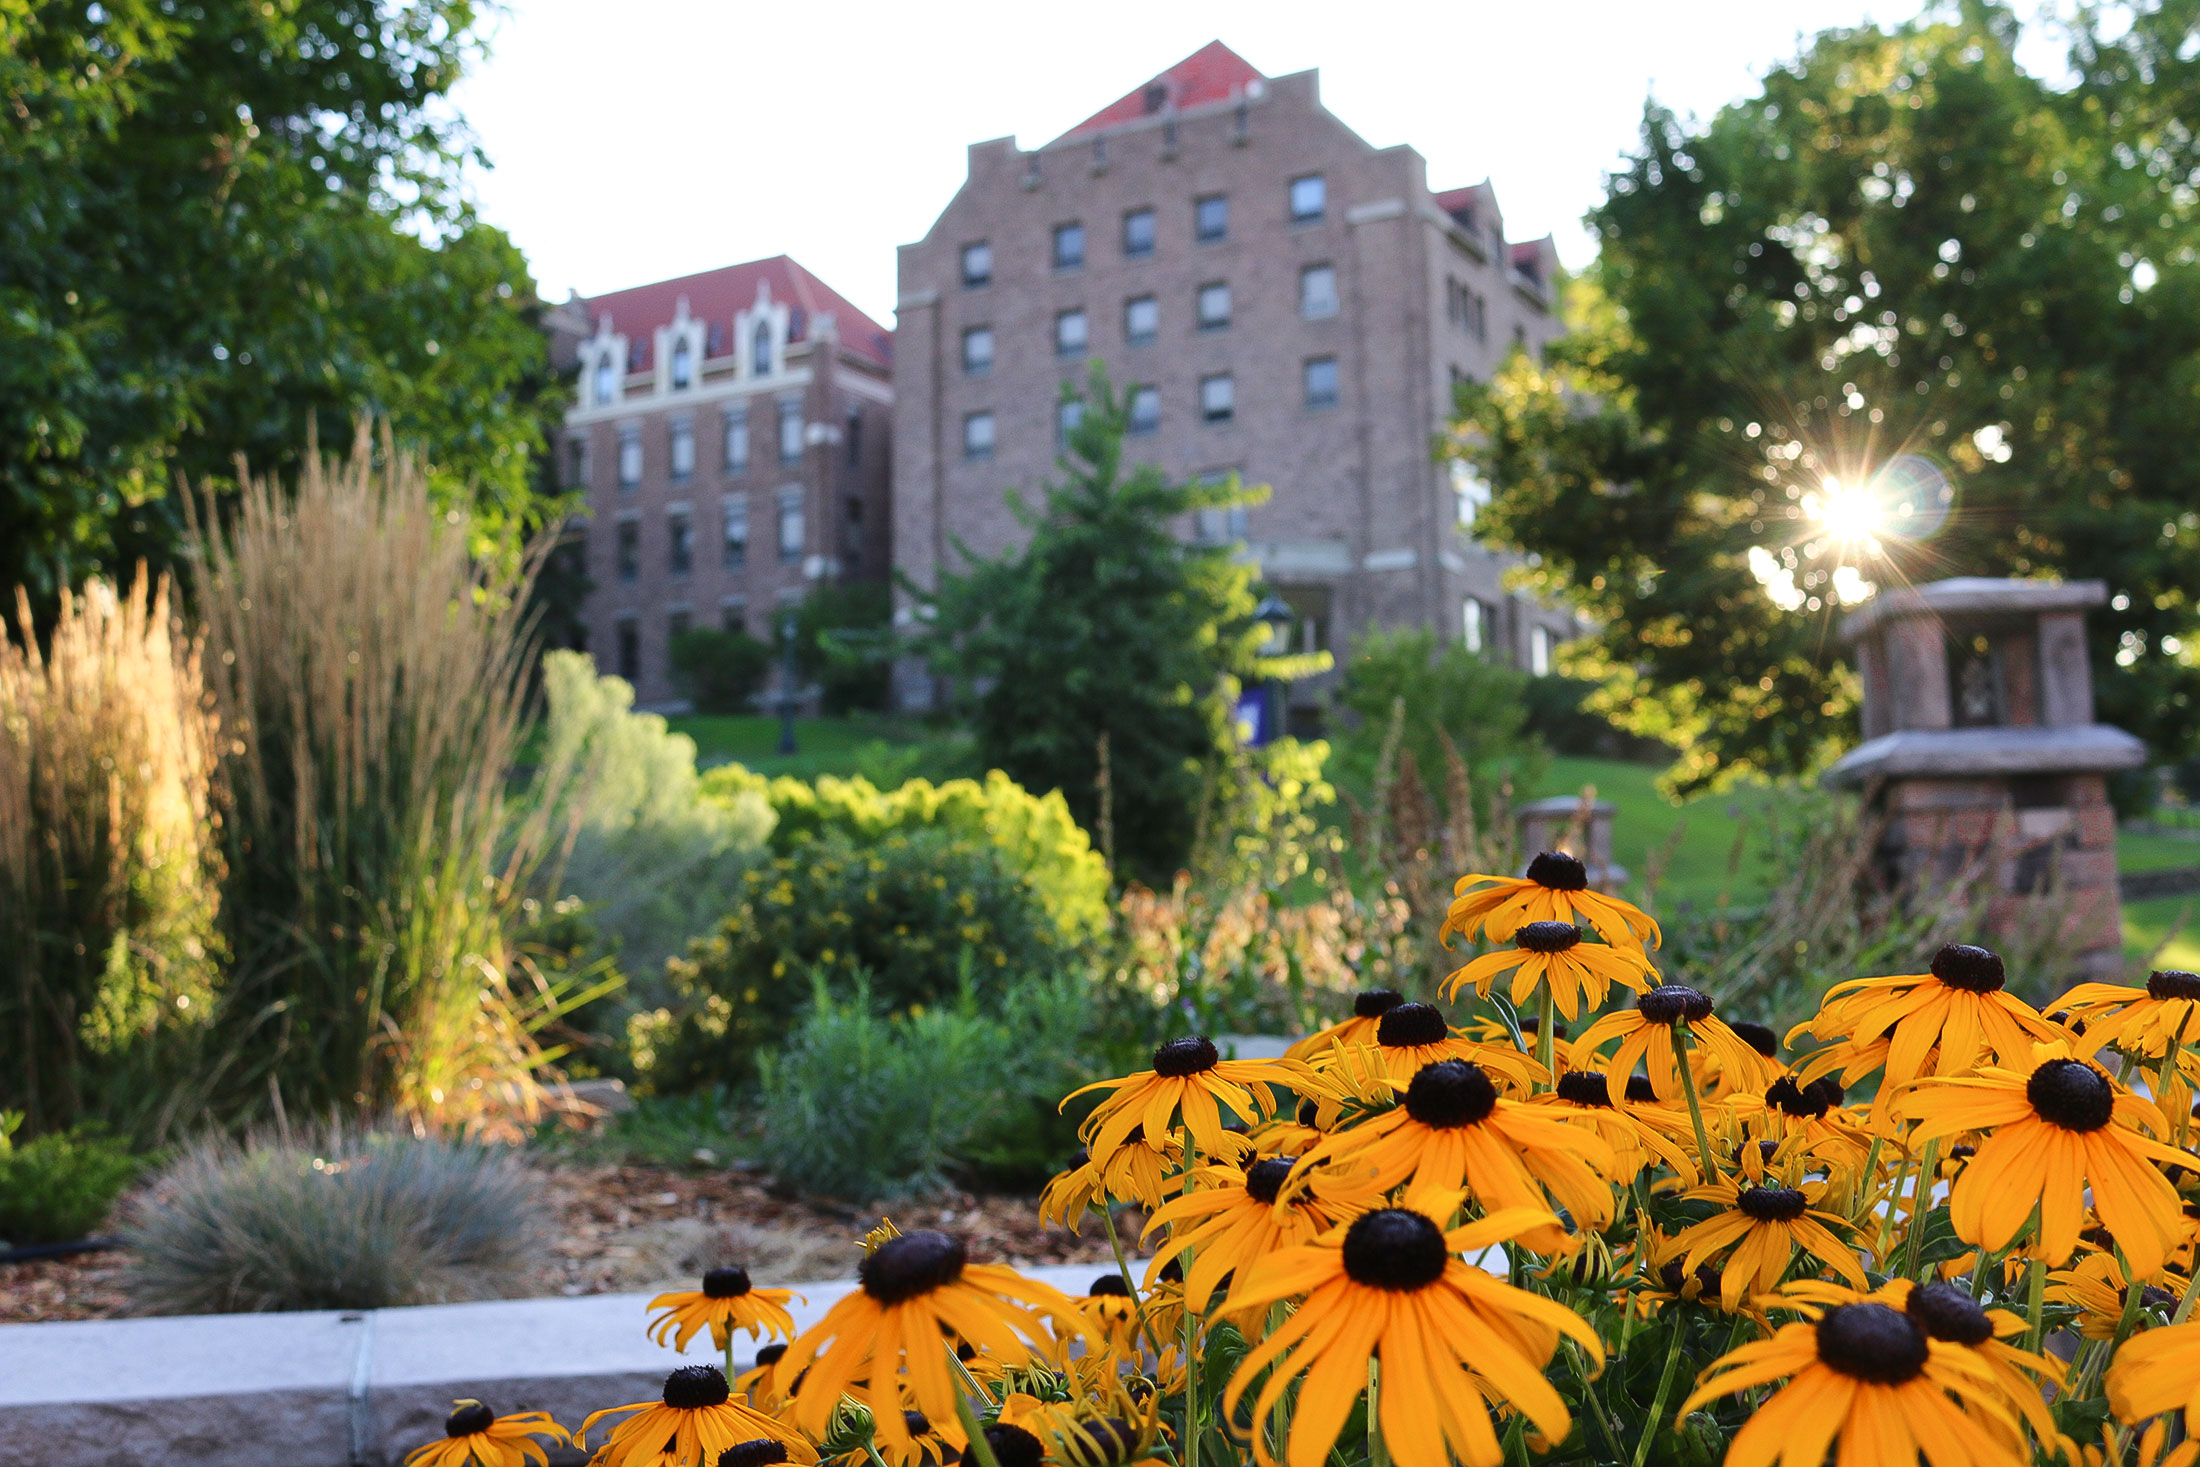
[
  {"x1": 720, "y1": 600, "x2": 748, "y2": 635},
  {"x1": 1196, "y1": 282, "x2": 1231, "y2": 331},
  {"x1": 752, "y1": 322, "x2": 773, "y2": 376},
  {"x1": 1055, "y1": 308, "x2": 1088, "y2": 358},
  {"x1": 1195, "y1": 194, "x2": 1228, "y2": 242},
  {"x1": 963, "y1": 410, "x2": 996, "y2": 460},
  {"x1": 615, "y1": 520, "x2": 639, "y2": 582},
  {"x1": 669, "y1": 420, "x2": 694, "y2": 480},
  {"x1": 670, "y1": 340, "x2": 692, "y2": 389},
  {"x1": 777, "y1": 487, "x2": 805, "y2": 564},
  {"x1": 1057, "y1": 398, "x2": 1085, "y2": 445},
  {"x1": 1452, "y1": 459, "x2": 1491, "y2": 530},
  {"x1": 1124, "y1": 295, "x2": 1159, "y2": 346},
  {"x1": 723, "y1": 409, "x2": 749, "y2": 472},
  {"x1": 1290, "y1": 174, "x2": 1327, "y2": 222},
  {"x1": 1194, "y1": 502, "x2": 1248, "y2": 543},
  {"x1": 777, "y1": 399, "x2": 802, "y2": 464},
  {"x1": 564, "y1": 438, "x2": 586, "y2": 487},
  {"x1": 1529, "y1": 624, "x2": 1554, "y2": 677},
  {"x1": 593, "y1": 356, "x2": 615, "y2": 406},
  {"x1": 1300, "y1": 264, "x2": 1339, "y2": 319},
  {"x1": 961, "y1": 241, "x2": 992, "y2": 288},
  {"x1": 962, "y1": 326, "x2": 994, "y2": 376},
  {"x1": 1462, "y1": 598, "x2": 1486, "y2": 653},
  {"x1": 845, "y1": 407, "x2": 862, "y2": 467},
  {"x1": 668, "y1": 609, "x2": 691, "y2": 642},
  {"x1": 1200, "y1": 373, "x2": 1234, "y2": 424},
  {"x1": 721, "y1": 494, "x2": 748, "y2": 571},
  {"x1": 668, "y1": 511, "x2": 692, "y2": 576},
  {"x1": 618, "y1": 428, "x2": 642, "y2": 489},
  {"x1": 615, "y1": 618, "x2": 639, "y2": 682},
  {"x1": 1128, "y1": 386, "x2": 1160, "y2": 435},
  {"x1": 1304, "y1": 356, "x2": 1339, "y2": 409},
  {"x1": 1122, "y1": 207, "x2": 1156, "y2": 258},
  {"x1": 1053, "y1": 222, "x2": 1085, "y2": 270}
]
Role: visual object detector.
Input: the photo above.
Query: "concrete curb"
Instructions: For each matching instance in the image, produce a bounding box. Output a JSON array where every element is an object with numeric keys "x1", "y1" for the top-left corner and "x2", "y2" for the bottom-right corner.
[{"x1": 0, "y1": 1261, "x2": 1123, "y2": 1467}]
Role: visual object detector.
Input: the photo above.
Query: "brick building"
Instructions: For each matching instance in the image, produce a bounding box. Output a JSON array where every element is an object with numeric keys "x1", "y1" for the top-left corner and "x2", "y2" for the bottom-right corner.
[
  {"x1": 890, "y1": 42, "x2": 1577, "y2": 714},
  {"x1": 551, "y1": 257, "x2": 893, "y2": 708}
]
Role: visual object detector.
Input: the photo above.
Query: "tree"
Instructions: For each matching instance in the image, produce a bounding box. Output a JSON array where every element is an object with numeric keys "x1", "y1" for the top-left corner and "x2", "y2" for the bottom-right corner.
[
  {"x1": 919, "y1": 370, "x2": 1308, "y2": 885},
  {"x1": 1, "y1": 0, "x2": 567, "y2": 608},
  {"x1": 1453, "y1": 1, "x2": 2200, "y2": 794},
  {"x1": 784, "y1": 580, "x2": 894, "y2": 716}
]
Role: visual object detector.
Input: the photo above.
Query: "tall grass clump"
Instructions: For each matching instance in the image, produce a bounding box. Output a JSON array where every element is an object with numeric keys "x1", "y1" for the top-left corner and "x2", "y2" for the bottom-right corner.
[
  {"x1": 0, "y1": 572, "x2": 224, "y2": 1139},
  {"x1": 188, "y1": 428, "x2": 574, "y2": 1131},
  {"x1": 123, "y1": 1124, "x2": 542, "y2": 1313}
]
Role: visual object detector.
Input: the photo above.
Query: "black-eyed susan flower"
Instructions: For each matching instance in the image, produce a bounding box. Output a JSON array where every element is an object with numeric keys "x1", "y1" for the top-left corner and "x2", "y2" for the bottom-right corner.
[
  {"x1": 1724, "y1": 1076, "x2": 1875, "y2": 1177},
  {"x1": 2048, "y1": 1250, "x2": 2187, "y2": 1339},
  {"x1": 1295, "y1": 1059, "x2": 1617, "y2": 1253},
  {"x1": 1067, "y1": 1036, "x2": 1303, "y2": 1165},
  {"x1": 733, "y1": 1342, "x2": 787, "y2": 1409},
  {"x1": 1037, "y1": 1129, "x2": 1184, "y2": 1229},
  {"x1": 581, "y1": 1366, "x2": 812, "y2": 1467},
  {"x1": 1223, "y1": 1192, "x2": 1605, "y2": 1467},
  {"x1": 1284, "y1": 989, "x2": 1406, "y2": 1061},
  {"x1": 403, "y1": 1401, "x2": 568, "y2": 1467},
  {"x1": 1678, "y1": 1299, "x2": 2018, "y2": 1467},
  {"x1": 1570, "y1": 985, "x2": 1773, "y2": 1105},
  {"x1": 2109, "y1": 1318, "x2": 2200, "y2": 1436},
  {"x1": 1328, "y1": 1000, "x2": 1543, "y2": 1088},
  {"x1": 1532, "y1": 1068, "x2": 1699, "y2": 1182},
  {"x1": 718, "y1": 1442, "x2": 794, "y2": 1467},
  {"x1": 2080, "y1": 1419, "x2": 2200, "y2": 1467},
  {"x1": 648, "y1": 1268, "x2": 801, "y2": 1354},
  {"x1": 778, "y1": 1230, "x2": 1084, "y2": 1459},
  {"x1": 1140, "y1": 1156, "x2": 1335, "y2": 1315},
  {"x1": 1898, "y1": 1043, "x2": 2190, "y2": 1277},
  {"x1": 1790, "y1": 943, "x2": 2064, "y2": 1097},
  {"x1": 1669, "y1": 1179, "x2": 1866, "y2": 1310},
  {"x1": 1076, "y1": 1273, "x2": 1144, "y2": 1356},
  {"x1": 1440, "y1": 919, "x2": 1655, "y2": 1021},
  {"x1": 2058, "y1": 969, "x2": 2200, "y2": 1060},
  {"x1": 874, "y1": 1410, "x2": 957, "y2": 1467},
  {"x1": 1442, "y1": 850, "x2": 1661, "y2": 952}
]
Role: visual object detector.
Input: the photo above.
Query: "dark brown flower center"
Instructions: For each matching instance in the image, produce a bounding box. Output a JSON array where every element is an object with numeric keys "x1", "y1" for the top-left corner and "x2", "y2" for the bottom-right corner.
[
  {"x1": 1906, "y1": 1283, "x2": 1993, "y2": 1346},
  {"x1": 985, "y1": 1424, "x2": 1045, "y2": 1467},
  {"x1": 1766, "y1": 1076, "x2": 1828, "y2": 1119},
  {"x1": 1516, "y1": 920, "x2": 1582, "y2": 954},
  {"x1": 1341, "y1": 1209, "x2": 1449, "y2": 1291},
  {"x1": 1087, "y1": 1273, "x2": 1131, "y2": 1298},
  {"x1": 1403, "y1": 1059, "x2": 1499, "y2": 1128},
  {"x1": 1735, "y1": 1186, "x2": 1808, "y2": 1222},
  {"x1": 1354, "y1": 988, "x2": 1406, "y2": 1018},
  {"x1": 663, "y1": 1365, "x2": 731, "y2": 1410},
  {"x1": 1816, "y1": 1303, "x2": 1929, "y2": 1384},
  {"x1": 861, "y1": 1231, "x2": 967, "y2": 1304},
  {"x1": 903, "y1": 1412, "x2": 932, "y2": 1438},
  {"x1": 1245, "y1": 1156, "x2": 1296, "y2": 1203},
  {"x1": 1930, "y1": 943, "x2": 2005, "y2": 993},
  {"x1": 1519, "y1": 1014, "x2": 1568, "y2": 1039},
  {"x1": 1377, "y1": 1002, "x2": 1450, "y2": 1048},
  {"x1": 1074, "y1": 1418, "x2": 1144, "y2": 1467},
  {"x1": 1295, "y1": 1098, "x2": 1320, "y2": 1127},
  {"x1": 1637, "y1": 986, "x2": 1713, "y2": 1025},
  {"x1": 1153, "y1": 1036, "x2": 1219, "y2": 1077},
  {"x1": 1066, "y1": 1147, "x2": 1090, "y2": 1170},
  {"x1": 445, "y1": 1402, "x2": 495, "y2": 1437},
  {"x1": 1808, "y1": 1077, "x2": 1846, "y2": 1108},
  {"x1": 1625, "y1": 1074, "x2": 1661, "y2": 1102},
  {"x1": 703, "y1": 1266, "x2": 753, "y2": 1299},
  {"x1": 1657, "y1": 1260, "x2": 1723, "y2": 1299},
  {"x1": 1525, "y1": 851, "x2": 1589, "y2": 891},
  {"x1": 754, "y1": 1342, "x2": 786, "y2": 1367},
  {"x1": 2148, "y1": 970, "x2": 2200, "y2": 1002},
  {"x1": 2027, "y1": 1059, "x2": 2115, "y2": 1132},
  {"x1": 1557, "y1": 1070, "x2": 1614, "y2": 1108},
  {"x1": 1730, "y1": 1021, "x2": 1779, "y2": 1058},
  {"x1": 718, "y1": 1441, "x2": 790, "y2": 1467}
]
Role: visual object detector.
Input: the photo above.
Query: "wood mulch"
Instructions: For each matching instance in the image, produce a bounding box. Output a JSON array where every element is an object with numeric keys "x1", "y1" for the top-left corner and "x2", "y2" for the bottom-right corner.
[{"x1": 0, "y1": 1160, "x2": 1136, "y2": 1325}]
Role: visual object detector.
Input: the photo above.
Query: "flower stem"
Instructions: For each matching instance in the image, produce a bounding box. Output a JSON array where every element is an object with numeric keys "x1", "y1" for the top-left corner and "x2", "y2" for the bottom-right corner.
[
  {"x1": 1569, "y1": 1340, "x2": 1626, "y2": 1465},
  {"x1": 866, "y1": 1445, "x2": 895, "y2": 1467},
  {"x1": 1901, "y1": 1136, "x2": 1941, "y2": 1281},
  {"x1": 1630, "y1": 1323, "x2": 1687, "y2": 1467},
  {"x1": 1179, "y1": 1125, "x2": 1201, "y2": 1467},
  {"x1": 1876, "y1": 1144, "x2": 1915, "y2": 1263},
  {"x1": 1848, "y1": 1134, "x2": 1884, "y2": 1227},
  {"x1": 1366, "y1": 1356, "x2": 1389, "y2": 1467},
  {"x1": 1535, "y1": 989, "x2": 1557, "y2": 1094},
  {"x1": 2024, "y1": 1250, "x2": 2046, "y2": 1355},
  {"x1": 1100, "y1": 1200, "x2": 1168, "y2": 1359},
  {"x1": 954, "y1": 1391, "x2": 1003, "y2": 1467},
  {"x1": 1671, "y1": 1021, "x2": 1722, "y2": 1183},
  {"x1": 2165, "y1": 1011, "x2": 2192, "y2": 1151}
]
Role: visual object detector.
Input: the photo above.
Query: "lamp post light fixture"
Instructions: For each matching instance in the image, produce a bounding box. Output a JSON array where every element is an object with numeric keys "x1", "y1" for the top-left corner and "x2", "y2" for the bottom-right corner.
[{"x1": 776, "y1": 609, "x2": 800, "y2": 756}]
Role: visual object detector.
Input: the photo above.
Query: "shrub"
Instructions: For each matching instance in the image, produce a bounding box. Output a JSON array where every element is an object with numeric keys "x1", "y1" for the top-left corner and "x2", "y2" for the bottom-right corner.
[
  {"x1": 0, "y1": 1114, "x2": 142, "y2": 1245},
  {"x1": 1329, "y1": 627, "x2": 1545, "y2": 832},
  {"x1": 785, "y1": 580, "x2": 892, "y2": 715},
  {"x1": 668, "y1": 627, "x2": 772, "y2": 714},
  {"x1": 752, "y1": 977, "x2": 1099, "y2": 1200},
  {"x1": 701, "y1": 766, "x2": 1110, "y2": 941},
  {"x1": 123, "y1": 1125, "x2": 543, "y2": 1314},
  {"x1": 637, "y1": 827, "x2": 1074, "y2": 1091},
  {"x1": 0, "y1": 573, "x2": 224, "y2": 1139}
]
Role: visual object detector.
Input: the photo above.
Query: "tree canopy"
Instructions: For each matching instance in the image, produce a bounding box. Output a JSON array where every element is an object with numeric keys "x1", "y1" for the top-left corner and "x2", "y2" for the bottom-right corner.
[
  {"x1": 1455, "y1": 1, "x2": 2200, "y2": 793},
  {"x1": 1, "y1": 0, "x2": 566, "y2": 605}
]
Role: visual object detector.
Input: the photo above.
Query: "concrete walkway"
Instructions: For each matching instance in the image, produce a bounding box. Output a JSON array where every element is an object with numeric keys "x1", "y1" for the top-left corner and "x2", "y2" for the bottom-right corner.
[{"x1": 0, "y1": 1261, "x2": 1122, "y2": 1467}]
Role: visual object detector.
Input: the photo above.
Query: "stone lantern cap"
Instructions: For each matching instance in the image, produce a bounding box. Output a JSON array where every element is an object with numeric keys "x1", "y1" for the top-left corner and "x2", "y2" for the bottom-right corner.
[
  {"x1": 1824, "y1": 723, "x2": 2145, "y2": 785},
  {"x1": 1836, "y1": 576, "x2": 2108, "y2": 643}
]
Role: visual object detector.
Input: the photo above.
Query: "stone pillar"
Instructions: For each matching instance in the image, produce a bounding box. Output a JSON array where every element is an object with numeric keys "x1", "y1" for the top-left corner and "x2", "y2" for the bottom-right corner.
[{"x1": 1515, "y1": 797, "x2": 1625, "y2": 893}]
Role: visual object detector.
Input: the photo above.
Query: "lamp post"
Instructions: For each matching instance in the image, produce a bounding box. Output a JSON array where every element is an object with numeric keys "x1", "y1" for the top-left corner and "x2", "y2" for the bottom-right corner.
[
  {"x1": 776, "y1": 609, "x2": 800, "y2": 755},
  {"x1": 1250, "y1": 592, "x2": 1295, "y2": 746}
]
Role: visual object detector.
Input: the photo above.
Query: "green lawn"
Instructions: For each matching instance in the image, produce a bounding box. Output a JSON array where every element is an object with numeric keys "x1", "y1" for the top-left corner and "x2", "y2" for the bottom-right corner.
[{"x1": 667, "y1": 713, "x2": 974, "y2": 783}]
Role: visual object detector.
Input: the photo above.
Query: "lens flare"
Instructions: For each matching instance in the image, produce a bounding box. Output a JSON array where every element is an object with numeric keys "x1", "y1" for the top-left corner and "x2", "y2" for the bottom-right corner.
[
  {"x1": 1807, "y1": 477, "x2": 1884, "y2": 549},
  {"x1": 1874, "y1": 454, "x2": 1955, "y2": 539}
]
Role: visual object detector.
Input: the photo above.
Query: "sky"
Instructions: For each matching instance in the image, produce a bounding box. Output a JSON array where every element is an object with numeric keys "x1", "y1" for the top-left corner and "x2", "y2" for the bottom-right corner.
[{"x1": 448, "y1": 0, "x2": 2063, "y2": 325}]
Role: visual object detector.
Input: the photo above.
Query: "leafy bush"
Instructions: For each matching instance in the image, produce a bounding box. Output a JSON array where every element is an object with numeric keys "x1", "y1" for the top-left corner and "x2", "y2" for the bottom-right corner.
[
  {"x1": 785, "y1": 580, "x2": 893, "y2": 715},
  {"x1": 1329, "y1": 627, "x2": 1545, "y2": 830},
  {"x1": 636, "y1": 827, "x2": 1076, "y2": 1091},
  {"x1": 752, "y1": 978, "x2": 1100, "y2": 1200},
  {"x1": 703, "y1": 766, "x2": 1110, "y2": 941},
  {"x1": 669, "y1": 627, "x2": 773, "y2": 714},
  {"x1": 123, "y1": 1126, "x2": 543, "y2": 1314},
  {"x1": 0, "y1": 1114, "x2": 142, "y2": 1245}
]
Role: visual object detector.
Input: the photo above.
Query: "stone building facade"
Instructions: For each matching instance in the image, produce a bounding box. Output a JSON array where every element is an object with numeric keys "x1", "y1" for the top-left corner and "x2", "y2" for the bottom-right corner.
[
  {"x1": 890, "y1": 42, "x2": 1577, "y2": 714},
  {"x1": 549, "y1": 257, "x2": 893, "y2": 708}
]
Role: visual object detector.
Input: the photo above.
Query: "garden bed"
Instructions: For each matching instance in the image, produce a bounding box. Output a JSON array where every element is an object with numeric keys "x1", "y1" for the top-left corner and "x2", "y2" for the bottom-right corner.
[{"x1": 0, "y1": 1160, "x2": 1131, "y2": 1325}]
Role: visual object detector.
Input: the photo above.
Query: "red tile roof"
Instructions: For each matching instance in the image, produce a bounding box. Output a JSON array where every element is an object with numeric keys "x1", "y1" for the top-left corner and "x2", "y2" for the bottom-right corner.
[
  {"x1": 577, "y1": 256, "x2": 891, "y2": 372},
  {"x1": 1063, "y1": 41, "x2": 1266, "y2": 138}
]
